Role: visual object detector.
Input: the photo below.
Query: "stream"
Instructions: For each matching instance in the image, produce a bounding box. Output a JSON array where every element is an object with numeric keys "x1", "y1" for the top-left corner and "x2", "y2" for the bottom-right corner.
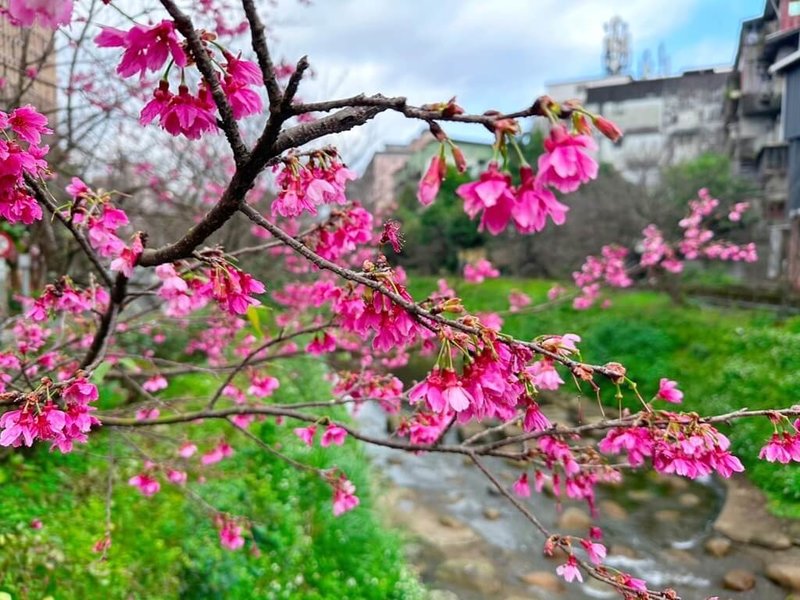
[{"x1": 357, "y1": 401, "x2": 787, "y2": 599}]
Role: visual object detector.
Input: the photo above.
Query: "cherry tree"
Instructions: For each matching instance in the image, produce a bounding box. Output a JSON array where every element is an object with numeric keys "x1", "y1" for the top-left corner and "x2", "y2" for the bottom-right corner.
[{"x1": 1, "y1": 2, "x2": 799, "y2": 599}]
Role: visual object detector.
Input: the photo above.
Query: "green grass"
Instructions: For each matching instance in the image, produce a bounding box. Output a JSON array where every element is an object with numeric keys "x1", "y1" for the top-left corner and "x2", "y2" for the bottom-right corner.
[
  {"x1": 408, "y1": 276, "x2": 800, "y2": 518},
  {"x1": 0, "y1": 359, "x2": 425, "y2": 600}
]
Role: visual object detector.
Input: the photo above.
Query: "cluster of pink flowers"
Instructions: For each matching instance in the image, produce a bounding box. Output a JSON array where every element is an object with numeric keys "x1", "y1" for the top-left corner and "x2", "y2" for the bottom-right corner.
[
  {"x1": 271, "y1": 152, "x2": 357, "y2": 218},
  {"x1": 759, "y1": 418, "x2": 800, "y2": 463},
  {"x1": 215, "y1": 515, "x2": 246, "y2": 550},
  {"x1": 293, "y1": 423, "x2": 348, "y2": 447},
  {"x1": 463, "y1": 258, "x2": 499, "y2": 283},
  {"x1": 208, "y1": 264, "x2": 266, "y2": 315},
  {"x1": 599, "y1": 414, "x2": 744, "y2": 479},
  {"x1": 537, "y1": 125, "x2": 599, "y2": 193},
  {"x1": 350, "y1": 286, "x2": 421, "y2": 352},
  {"x1": 640, "y1": 189, "x2": 757, "y2": 274},
  {"x1": 96, "y1": 22, "x2": 264, "y2": 139},
  {"x1": 330, "y1": 475, "x2": 360, "y2": 516},
  {"x1": 2, "y1": 0, "x2": 73, "y2": 29},
  {"x1": 572, "y1": 245, "x2": 632, "y2": 309},
  {"x1": 0, "y1": 377, "x2": 100, "y2": 453},
  {"x1": 507, "y1": 290, "x2": 532, "y2": 312},
  {"x1": 0, "y1": 106, "x2": 51, "y2": 225},
  {"x1": 332, "y1": 370, "x2": 404, "y2": 414},
  {"x1": 455, "y1": 163, "x2": 569, "y2": 236},
  {"x1": 27, "y1": 278, "x2": 108, "y2": 322},
  {"x1": 311, "y1": 204, "x2": 373, "y2": 262}
]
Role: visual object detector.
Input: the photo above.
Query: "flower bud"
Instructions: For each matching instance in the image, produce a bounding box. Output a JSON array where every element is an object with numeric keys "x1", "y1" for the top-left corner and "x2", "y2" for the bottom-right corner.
[{"x1": 593, "y1": 116, "x2": 623, "y2": 142}]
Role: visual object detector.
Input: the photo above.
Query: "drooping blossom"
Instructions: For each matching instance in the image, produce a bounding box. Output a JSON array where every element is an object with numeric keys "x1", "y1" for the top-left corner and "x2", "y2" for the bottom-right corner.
[
  {"x1": 128, "y1": 473, "x2": 160, "y2": 497},
  {"x1": 201, "y1": 442, "x2": 234, "y2": 465},
  {"x1": 167, "y1": 469, "x2": 187, "y2": 485},
  {"x1": 95, "y1": 20, "x2": 187, "y2": 79},
  {"x1": 178, "y1": 442, "x2": 197, "y2": 458},
  {"x1": 217, "y1": 516, "x2": 245, "y2": 550},
  {"x1": 142, "y1": 375, "x2": 168, "y2": 393},
  {"x1": 293, "y1": 425, "x2": 316, "y2": 446},
  {"x1": 331, "y1": 476, "x2": 360, "y2": 516},
  {"x1": 417, "y1": 155, "x2": 445, "y2": 206},
  {"x1": 463, "y1": 258, "x2": 499, "y2": 284},
  {"x1": 556, "y1": 555, "x2": 583, "y2": 583},
  {"x1": 656, "y1": 378, "x2": 683, "y2": 404},
  {"x1": 320, "y1": 424, "x2": 348, "y2": 447},
  {"x1": 247, "y1": 374, "x2": 279, "y2": 398},
  {"x1": 512, "y1": 473, "x2": 531, "y2": 497},
  {"x1": 4, "y1": 0, "x2": 73, "y2": 29},
  {"x1": 759, "y1": 433, "x2": 800, "y2": 464},
  {"x1": 456, "y1": 162, "x2": 515, "y2": 235},
  {"x1": 508, "y1": 290, "x2": 531, "y2": 312},
  {"x1": 208, "y1": 264, "x2": 265, "y2": 315},
  {"x1": 537, "y1": 125, "x2": 598, "y2": 193},
  {"x1": 580, "y1": 538, "x2": 607, "y2": 564}
]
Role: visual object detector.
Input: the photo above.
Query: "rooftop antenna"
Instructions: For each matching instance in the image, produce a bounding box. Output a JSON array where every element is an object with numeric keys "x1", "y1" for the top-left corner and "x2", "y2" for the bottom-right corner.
[{"x1": 603, "y1": 16, "x2": 631, "y2": 76}]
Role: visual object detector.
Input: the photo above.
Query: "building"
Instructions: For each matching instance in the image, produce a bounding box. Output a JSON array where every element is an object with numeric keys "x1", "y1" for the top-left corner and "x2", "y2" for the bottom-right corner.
[
  {"x1": 0, "y1": 19, "x2": 58, "y2": 115},
  {"x1": 352, "y1": 133, "x2": 494, "y2": 214},
  {"x1": 725, "y1": 0, "x2": 800, "y2": 281},
  {"x1": 546, "y1": 68, "x2": 731, "y2": 187}
]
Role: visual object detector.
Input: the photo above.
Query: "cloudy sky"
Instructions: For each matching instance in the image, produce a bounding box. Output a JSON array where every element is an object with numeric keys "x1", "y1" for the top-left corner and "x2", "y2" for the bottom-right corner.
[{"x1": 268, "y1": 0, "x2": 764, "y2": 158}]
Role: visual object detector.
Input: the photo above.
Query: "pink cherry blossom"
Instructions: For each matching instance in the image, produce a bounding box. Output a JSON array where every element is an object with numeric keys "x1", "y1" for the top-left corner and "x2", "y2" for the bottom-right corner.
[
  {"x1": 178, "y1": 442, "x2": 197, "y2": 458},
  {"x1": 293, "y1": 425, "x2": 316, "y2": 446},
  {"x1": 556, "y1": 555, "x2": 583, "y2": 583},
  {"x1": 656, "y1": 378, "x2": 683, "y2": 404},
  {"x1": 417, "y1": 155, "x2": 445, "y2": 206},
  {"x1": 512, "y1": 473, "x2": 531, "y2": 497},
  {"x1": 128, "y1": 473, "x2": 161, "y2": 496},
  {"x1": 537, "y1": 125, "x2": 598, "y2": 193},
  {"x1": 331, "y1": 476, "x2": 360, "y2": 516},
  {"x1": 320, "y1": 424, "x2": 347, "y2": 447},
  {"x1": 5, "y1": 0, "x2": 73, "y2": 29},
  {"x1": 456, "y1": 162, "x2": 515, "y2": 235},
  {"x1": 463, "y1": 259, "x2": 499, "y2": 284},
  {"x1": 95, "y1": 20, "x2": 187, "y2": 79},
  {"x1": 217, "y1": 517, "x2": 245, "y2": 550}
]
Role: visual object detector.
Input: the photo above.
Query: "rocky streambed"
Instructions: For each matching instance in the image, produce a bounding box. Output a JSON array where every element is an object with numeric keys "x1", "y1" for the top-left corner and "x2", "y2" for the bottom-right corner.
[{"x1": 358, "y1": 402, "x2": 800, "y2": 599}]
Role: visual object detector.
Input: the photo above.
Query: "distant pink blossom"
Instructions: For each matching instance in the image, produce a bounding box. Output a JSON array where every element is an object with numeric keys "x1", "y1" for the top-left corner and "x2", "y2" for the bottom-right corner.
[
  {"x1": 537, "y1": 125, "x2": 598, "y2": 193},
  {"x1": 128, "y1": 473, "x2": 160, "y2": 496},
  {"x1": 321, "y1": 424, "x2": 347, "y2": 447},
  {"x1": 512, "y1": 473, "x2": 531, "y2": 497},
  {"x1": 656, "y1": 378, "x2": 683, "y2": 404}
]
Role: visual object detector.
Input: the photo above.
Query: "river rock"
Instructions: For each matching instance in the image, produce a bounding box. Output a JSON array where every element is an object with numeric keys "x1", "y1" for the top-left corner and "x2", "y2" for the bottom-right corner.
[
  {"x1": 704, "y1": 536, "x2": 732, "y2": 557},
  {"x1": 722, "y1": 569, "x2": 756, "y2": 591},
  {"x1": 609, "y1": 544, "x2": 639, "y2": 558},
  {"x1": 439, "y1": 515, "x2": 462, "y2": 528},
  {"x1": 428, "y1": 591, "x2": 460, "y2": 600},
  {"x1": 678, "y1": 493, "x2": 701, "y2": 508},
  {"x1": 557, "y1": 507, "x2": 592, "y2": 530},
  {"x1": 766, "y1": 563, "x2": 800, "y2": 590},
  {"x1": 654, "y1": 509, "x2": 681, "y2": 523},
  {"x1": 714, "y1": 475, "x2": 792, "y2": 549},
  {"x1": 435, "y1": 557, "x2": 501, "y2": 595},
  {"x1": 519, "y1": 570, "x2": 564, "y2": 592},
  {"x1": 483, "y1": 507, "x2": 501, "y2": 520},
  {"x1": 386, "y1": 414, "x2": 401, "y2": 433},
  {"x1": 750, "y1": 530, "x2": 793, "y2": 550},
  {"x1": 627, "y1": 489, "x2": 655, "y2": 502},
  {"x1": 599, "y1": 499, "x2": 628, "y2": 520}
]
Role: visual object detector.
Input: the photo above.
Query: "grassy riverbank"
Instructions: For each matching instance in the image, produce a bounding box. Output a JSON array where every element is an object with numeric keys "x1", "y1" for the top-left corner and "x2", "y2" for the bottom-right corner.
[
  {"x1": 407, "y1": 276, "x2": 800, "y2": 518},
  {"x1": 0, "y1": 359, "x2": 424, "y2": 599}
]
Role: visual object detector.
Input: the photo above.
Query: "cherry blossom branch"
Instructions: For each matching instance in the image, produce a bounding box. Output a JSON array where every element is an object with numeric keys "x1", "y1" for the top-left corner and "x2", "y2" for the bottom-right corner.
[
  {"x1": 159, "y1": 0, "x2": 249, "y2": 164},
  {"x1": 241, "y1": 0, "x2": 282, "y2": 110}
]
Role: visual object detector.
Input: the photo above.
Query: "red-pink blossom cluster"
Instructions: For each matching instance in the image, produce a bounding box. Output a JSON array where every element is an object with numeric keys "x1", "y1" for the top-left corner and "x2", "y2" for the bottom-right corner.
[
  {"x1": 2, "y1": 0, "x2": 72, "y2": 29},
  {"x1": 599, "y1": 414, "x2": 744, "y2": 479},
  {"x1": 330, "y1": 475, "x2": 360, "y2": 516},
  {"x1": 455, "y1": 163, "x2": 569, "y2": 236},
  {"x1": 759, "y1": 417, "x2": 800, "y2": 463},
  {"x1": 27, "y1": 278, "x2": 109, "y2": 322},
  {"x1": 0, "y1": 377, "x2": 99, "y2": 453},
  {"x1": 208, "y1": 263, "x2": 266, "y2": 315},
  {"x1": 271, "y1": 152, "x2": 357, "y2": 218},
  {"x1": 311, "y1": 204, "x2": 373, "y2": 262},
  {"x1": 463, "y1": 258, "x2": 499, "y2": 283},
  {"x1": 572, "y1": 245, "x2": 632, "y2": 309},
  {"x1": 96, "y1": 22, "x2": 264, "y2": 139},
  {"x1": 0, "y1": 106, "x2": 51, "y2": 225}
]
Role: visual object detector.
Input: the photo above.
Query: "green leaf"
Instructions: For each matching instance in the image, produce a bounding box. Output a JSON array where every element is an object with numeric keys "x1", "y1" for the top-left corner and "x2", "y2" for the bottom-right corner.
[
  {"x1": 246, "y1": 306, "x2": 263, "y2": 338},
  {"x1": 90, "y1": 361, "x2": 112, "y2": 384}
]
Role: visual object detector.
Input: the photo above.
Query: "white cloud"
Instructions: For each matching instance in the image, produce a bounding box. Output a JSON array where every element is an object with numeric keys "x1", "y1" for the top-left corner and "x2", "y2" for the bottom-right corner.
[{"x1": 266, "y1": 0, "x2": 706, "y2": 155}]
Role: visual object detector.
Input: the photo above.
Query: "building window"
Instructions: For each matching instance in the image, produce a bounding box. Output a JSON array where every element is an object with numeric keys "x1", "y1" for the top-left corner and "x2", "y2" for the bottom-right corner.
[{"x1": 790, "y1": 0, "x2": 800, "y2": 17}]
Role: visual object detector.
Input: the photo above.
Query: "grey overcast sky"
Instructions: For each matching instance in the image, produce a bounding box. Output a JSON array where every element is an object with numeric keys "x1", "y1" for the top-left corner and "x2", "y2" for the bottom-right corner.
[{"x1": 266, "y1": 0, "x2": 764, "y2": 157}]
